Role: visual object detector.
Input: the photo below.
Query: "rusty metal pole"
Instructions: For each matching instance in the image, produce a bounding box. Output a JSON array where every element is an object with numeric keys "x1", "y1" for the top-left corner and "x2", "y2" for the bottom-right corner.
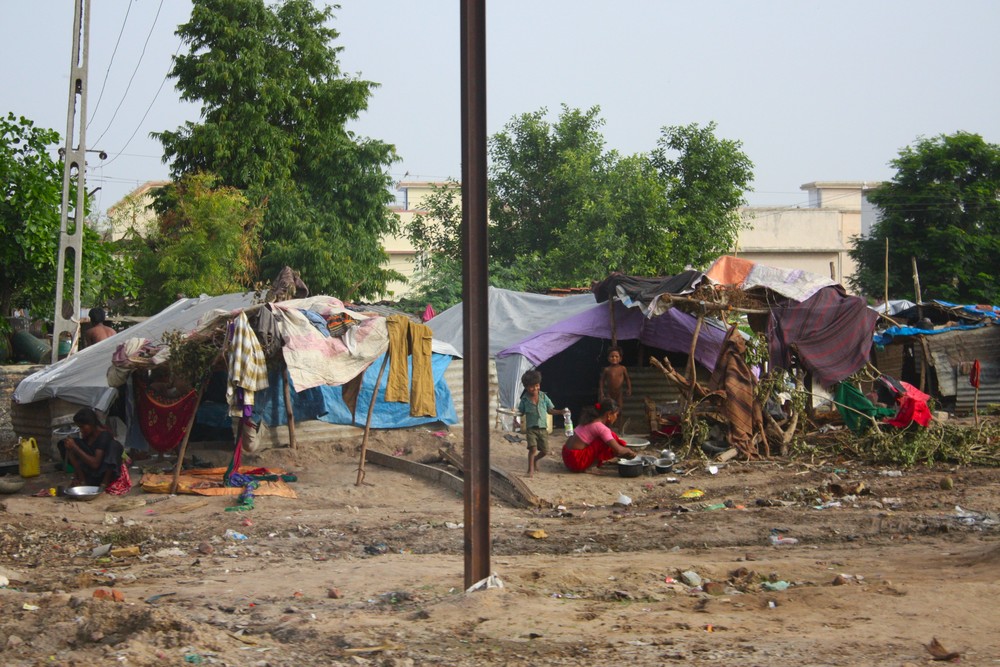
[{"x1": 460, "y1": 0, "x2": 490, "y2": 589}]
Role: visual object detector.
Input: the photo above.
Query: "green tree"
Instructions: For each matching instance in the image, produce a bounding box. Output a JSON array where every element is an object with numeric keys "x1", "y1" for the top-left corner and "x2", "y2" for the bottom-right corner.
[
  {"x1": 155, "y1": 0, "x2": 401, "y2": 299},
  {"x1": 405, "y1": 106, "x2": 753, "y2": 305},
  {"x1": 135, "y1": 172, "x2": 262, "y2": 314},
  {"x1": 651, "y1": 121, "x2": 754, "y2": 269},
  {"x1": 849, "y1": 132, "x2": 1000, "y2": 303},
  {"x1": 0, "y1": 112, "x2": 133, "y2": 328}
]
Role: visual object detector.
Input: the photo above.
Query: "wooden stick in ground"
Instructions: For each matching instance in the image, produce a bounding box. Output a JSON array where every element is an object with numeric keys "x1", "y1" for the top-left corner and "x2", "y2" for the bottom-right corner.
[
  {"x1": 686, "y1": 310, "x2": 705, "y2": 404},
  {"x1": 974, "y1": 384, "x2": 981, "y2": 427},
  {"x1": 282, "y1": 365, "x2": 297, "y2": 449},
  {"x1": 170, "y1": 381, "x2": 207, "y2": 495},
  {"x1": 356, "y1": 351, "x2": 391, "y2": 486}
]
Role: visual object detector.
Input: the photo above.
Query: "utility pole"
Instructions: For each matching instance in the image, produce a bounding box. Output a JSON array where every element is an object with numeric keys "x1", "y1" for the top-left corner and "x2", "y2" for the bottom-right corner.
[{"x1": 52, "y1": 0, "x2": 90, "y2": 363}]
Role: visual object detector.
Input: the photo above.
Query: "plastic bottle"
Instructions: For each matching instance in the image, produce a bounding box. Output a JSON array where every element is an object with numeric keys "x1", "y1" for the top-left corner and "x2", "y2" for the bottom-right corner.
[
  {"x1": 19, "y1": 437, "x2": 40, "y2": 478},
  {"x1": 563, "y1": 408, "x2": 574, "y2": 437}
]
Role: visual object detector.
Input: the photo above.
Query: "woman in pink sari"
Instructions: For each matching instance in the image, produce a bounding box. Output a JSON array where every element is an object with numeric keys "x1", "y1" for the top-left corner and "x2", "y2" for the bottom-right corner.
[{"x1": 561, "y1": 400, "x2": 635, "y2": 472}]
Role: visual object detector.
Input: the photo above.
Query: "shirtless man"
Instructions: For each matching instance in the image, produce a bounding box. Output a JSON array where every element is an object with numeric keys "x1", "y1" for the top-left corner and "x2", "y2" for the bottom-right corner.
[{"x1": 83, "y1": 308, "x2": 116, "y2": 346}]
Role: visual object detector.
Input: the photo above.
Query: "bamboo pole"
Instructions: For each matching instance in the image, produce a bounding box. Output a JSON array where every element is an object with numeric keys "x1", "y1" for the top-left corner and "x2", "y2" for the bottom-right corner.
[
  {"x1": 356, "y1": 351, "x2": 391, "y2": 486},
  {"x1": 884, "y1": 238, "x2": 889, "y2": 315},
  {"x1": 911, "y1": 256, "x2": 922, "y2": 304},
  {"x1": 170, "y1": 381, "x2": 207, "y2": 495},
  {"x1": 282, "y1": 366, "x2": 297, "y2": 449}
]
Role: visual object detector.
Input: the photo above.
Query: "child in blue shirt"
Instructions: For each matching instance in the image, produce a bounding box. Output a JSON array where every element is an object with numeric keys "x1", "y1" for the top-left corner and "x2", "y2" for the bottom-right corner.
[{"x1": 517, "y1": 370, "x2": 566, "y2": 477}]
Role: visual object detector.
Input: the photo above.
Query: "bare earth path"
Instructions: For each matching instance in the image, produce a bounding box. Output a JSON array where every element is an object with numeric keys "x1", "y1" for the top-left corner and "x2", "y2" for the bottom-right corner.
[{"x1": 0, "y1": 427, "x2": 997, "y2": 666}]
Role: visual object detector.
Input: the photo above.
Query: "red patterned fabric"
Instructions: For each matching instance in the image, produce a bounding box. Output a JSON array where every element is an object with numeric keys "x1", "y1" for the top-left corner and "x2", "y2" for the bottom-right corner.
[
  {"x1": 105, "y1": 463, "x2": 132, "y2": 496},
  {"x1": 135, "y1": 378, "x2": 199, "y2": 453}
]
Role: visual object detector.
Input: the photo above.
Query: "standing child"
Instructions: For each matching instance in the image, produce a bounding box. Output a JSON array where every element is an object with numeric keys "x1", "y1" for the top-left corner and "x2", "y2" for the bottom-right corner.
[
  {"x1": 599, "y1": 346, "x2": 632, "y2": 411},
  {"x1": 517, "y1": 370, "x2": 566, "y2": 477}
]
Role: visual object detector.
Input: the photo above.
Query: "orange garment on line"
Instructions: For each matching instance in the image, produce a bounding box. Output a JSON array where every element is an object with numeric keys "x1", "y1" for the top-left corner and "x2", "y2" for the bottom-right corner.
[{"x1": 384, "y1": 315, "x2": 436, "y2": 418}]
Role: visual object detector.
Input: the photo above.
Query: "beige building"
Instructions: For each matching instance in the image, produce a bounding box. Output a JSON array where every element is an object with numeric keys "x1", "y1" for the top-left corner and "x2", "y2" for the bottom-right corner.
[
  {"x1": 383, "y1": 181, "x2": 451, "y2": 299},
  {"x1": 736, "y1": 181, "x2": 881, "y2": 287},
  {"x1": 105, "y1": 180, "x2": 169, "y2": 242}
]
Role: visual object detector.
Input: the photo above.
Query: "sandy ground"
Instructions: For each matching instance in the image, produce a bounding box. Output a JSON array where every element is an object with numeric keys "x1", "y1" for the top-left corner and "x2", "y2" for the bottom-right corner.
[{"x1": 0, "y1": 426, "x2": 998, "y2": 666}]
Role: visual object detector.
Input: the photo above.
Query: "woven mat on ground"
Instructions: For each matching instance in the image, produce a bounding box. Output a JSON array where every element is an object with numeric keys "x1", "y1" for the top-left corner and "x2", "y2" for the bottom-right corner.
[{"x1": 140, "y1": 466, "x2": 297, "y2": 498}]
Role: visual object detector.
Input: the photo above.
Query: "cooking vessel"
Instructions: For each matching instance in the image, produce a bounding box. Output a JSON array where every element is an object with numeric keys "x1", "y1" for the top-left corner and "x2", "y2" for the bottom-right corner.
[
  {"x1": 617, "y1": 458, "x2": 646, "y2": 478},
  {"x1": 653, "y1": 458, "x2": 674, "y2": 474},
  {"x1": 64, "y1": 485, "x2": 102, "y2": 501}
]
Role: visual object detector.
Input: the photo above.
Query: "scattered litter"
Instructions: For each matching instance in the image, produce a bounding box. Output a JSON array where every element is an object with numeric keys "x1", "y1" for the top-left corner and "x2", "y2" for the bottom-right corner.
[
  {"x1": 924, "y1": 637, "x2": 961, "y2": 662},
  {"x1": 224, "y1": 529, "x2": 248, "y2": 541},
  {"x1": 680, "y1": 571, "x2": 702, "y2": 587},
  {"x1": 707, "y1": 465, "x2": 719, "y2": 475},
  {"x1": 466, "y1": 573, "x2": 504, "y2": 593},
  {"x1": 364, "y1": 542, "x2": 389, "y2": 556},
  {"x1": 761, "y1": 580, "x2": 790, "y2": 591},
  {"x1": 664, "y1": 477, "x2": 679, "y2": 484},
  {"x1": 443, "y1": 521, "x2": 462, "y2": 529},
  {"x1": 769, "y1": 530, "x2": 798, "y2": 546},
  {"x1": 879, "y1": 470, "x2": 903, "y2": 477},
  {"x1": 523, "y1": 529, "x2": 548, "y2": 539},
  {"x1": 680, "y1": 489, "x2": 705, "y2": 499},
  {"x1": 21, "y1": 603, "x2": 39, "y2": 611},
  {"x1": 145, "y1": 592, "x2": 177, "y2": 604},
  {"x1": 154, "y1": 547, "x2": 187, "y2": 558},
  {"x1": 91, "y1": 544, "x2": 112, "y2": 558},
  {"x1": 615, "y1": 492, "x2": 633, "y2": 506}
]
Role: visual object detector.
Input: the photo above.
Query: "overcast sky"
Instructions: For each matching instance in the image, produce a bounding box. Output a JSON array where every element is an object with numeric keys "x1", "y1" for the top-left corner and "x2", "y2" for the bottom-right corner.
[{"x1": 3, "y1": 1, "x2": 998, "y2": 215}]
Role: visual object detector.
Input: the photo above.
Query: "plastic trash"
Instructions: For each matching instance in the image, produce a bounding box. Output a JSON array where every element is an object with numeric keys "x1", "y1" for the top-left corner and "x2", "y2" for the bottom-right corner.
[
  {"x1": 615, "y1": 492, "x2": 633, "y2": 506},
  {"x1": 769, "y1": 529, "x2": 798, "y2": 545},
  {"x1": 224, "y1": 529, "x2": 248, "y2": 541},
  {"x1": 762, "y1": 580, "x2": 790, "y2": 591},
  {"x1": 563, "y1": 408, "x2": 574, "y2": 437}
]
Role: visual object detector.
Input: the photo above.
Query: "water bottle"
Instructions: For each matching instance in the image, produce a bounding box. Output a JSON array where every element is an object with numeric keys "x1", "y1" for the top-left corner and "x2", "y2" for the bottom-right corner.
[{"x1": 563, "y1": 408, "x2": 574, "y2": 437}]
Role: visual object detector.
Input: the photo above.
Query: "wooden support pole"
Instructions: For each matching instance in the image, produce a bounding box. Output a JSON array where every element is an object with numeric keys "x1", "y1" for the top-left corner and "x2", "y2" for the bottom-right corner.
[
  {"x1": 911, "y1": 256, "x2": 922, "y2": 304},
  {"x1": 609, "y1": 298, "x2": 617, "y2": 348},
  {"x1": 687, "y1": 310, "x2": 705, "y2": 404},
  {"x1": 282, "y1": 366, "x2": 297, "y2": 449},
  {"x1": 884, "y1": 238, "x2": 890, "y2": 314},
  {"x1": 170, "y1": 381, "x2": 207, "y2": 495},
  {"x1": 356, "y1": 351, "x2": 391, "y2": 486}
]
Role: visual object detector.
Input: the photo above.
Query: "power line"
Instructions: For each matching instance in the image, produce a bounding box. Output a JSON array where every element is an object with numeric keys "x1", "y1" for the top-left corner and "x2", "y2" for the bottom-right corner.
[
  {"x1": 102, "y1": 39, "x2": 181, "y2": 168},
  {"x1": 87, "y1": 0, "x2": 134, "y2": 129},
  {"x1": 91, "y1": 0, "x2": 165, "y2": 148}
]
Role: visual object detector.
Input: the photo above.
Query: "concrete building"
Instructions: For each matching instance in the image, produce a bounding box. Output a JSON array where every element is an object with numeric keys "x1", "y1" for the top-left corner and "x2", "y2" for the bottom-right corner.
[
  {"x1": 105, "y1": 180, "x2": 169, "y2": 242},
  {"x1": 736, "y1": 181, "x2": 881, "y2": 286}
]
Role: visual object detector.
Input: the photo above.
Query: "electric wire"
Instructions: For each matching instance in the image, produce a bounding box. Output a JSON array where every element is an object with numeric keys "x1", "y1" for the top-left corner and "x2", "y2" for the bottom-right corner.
[
  {"x1": 90, "y1": 0, "x2": 165, "y2": 148},
  {"x1": 102, "y1": 40, "x2": 181, "y2": 169},
  {"x1": 87, "y1": 0, "x2": 134, "y2": 130}
]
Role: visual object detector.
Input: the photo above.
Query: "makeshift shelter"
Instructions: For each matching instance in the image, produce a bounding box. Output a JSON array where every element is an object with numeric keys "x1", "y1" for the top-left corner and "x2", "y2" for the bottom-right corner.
[
  {"x1": 13, "y1": 292, "x2": 458, "y2": 455},
  {"x1": 495, "y1": 299, "x2": 728, "y2": 411},
  {"x1": 871, "y1": 300, "x2": 1000, "y2": 414}
]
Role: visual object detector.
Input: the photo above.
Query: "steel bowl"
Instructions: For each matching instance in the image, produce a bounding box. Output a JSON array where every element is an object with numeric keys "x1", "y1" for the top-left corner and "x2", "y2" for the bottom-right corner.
[
  {"x1": 620, "y1": 435, "x2": 651, "y2": 449},
  {"x1": 64, "y1": 485, "x2": 102, "y2": 501}
]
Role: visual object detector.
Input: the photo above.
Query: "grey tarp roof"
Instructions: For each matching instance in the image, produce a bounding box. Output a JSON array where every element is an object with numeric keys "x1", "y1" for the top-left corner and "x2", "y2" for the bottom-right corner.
[
  {"x1": 425, "y1": 286, "x2": 597, "y2": 358},
  {"x1": 13, "y1": 293, "x2": 256, "y2": 412}
]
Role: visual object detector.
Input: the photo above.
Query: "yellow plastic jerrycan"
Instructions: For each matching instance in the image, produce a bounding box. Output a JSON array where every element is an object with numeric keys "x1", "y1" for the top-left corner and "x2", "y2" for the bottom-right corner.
[{"x1": 19, "y1": 437, "x2": 40, "y2": 478}]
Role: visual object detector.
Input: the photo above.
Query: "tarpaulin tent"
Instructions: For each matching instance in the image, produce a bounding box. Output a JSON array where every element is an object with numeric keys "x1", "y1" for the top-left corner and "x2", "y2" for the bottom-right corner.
[
  {"x1": 13, "y1": 292, "x2": 458, "y2": 451},
  {"x1": 495, "y1": 300, "x2": 728, "y2": 410}
]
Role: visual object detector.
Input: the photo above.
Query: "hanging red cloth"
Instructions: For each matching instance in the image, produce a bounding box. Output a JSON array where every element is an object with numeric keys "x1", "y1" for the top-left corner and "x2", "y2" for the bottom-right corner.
[
  {"x1": 884, "y1": 381, "x2": 932, "y2": 429},
  {"x1": 970, "y1": 359, "x2": 981, "y2": 388},
  {"x1": 421, "y1": 303, "x2": 436, "y2": 322},
  {"x1": 135, "y1": 377, "x2": 200, "y2": 454}
]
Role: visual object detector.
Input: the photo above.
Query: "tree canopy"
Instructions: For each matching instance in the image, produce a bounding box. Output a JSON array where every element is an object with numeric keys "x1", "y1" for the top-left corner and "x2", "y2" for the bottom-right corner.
[
  {"x1": 405, "y1": 106, "x2": 753, "y2": 307},
  {"x1": 133, "y1": 172, "x2": 262, "y2": 315},
  {"x1": 0, "y1": 112, "x2": 133, "y2": 329},
  {"x1": 849, "y1": 132, "x2": 1000, "y2": 303},
  {"x1": 155, "y1": 0, "x2": 401, "y2": 299}
]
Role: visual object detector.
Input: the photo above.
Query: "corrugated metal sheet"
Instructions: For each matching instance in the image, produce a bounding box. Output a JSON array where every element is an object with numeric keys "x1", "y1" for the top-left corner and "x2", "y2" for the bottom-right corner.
[
  {"x1": 925, "y1": 326, "x2": 1000, "y2": 396},
  {"x1": 621, "y1": 366, "x2": 686, "y2": 432},
  {"x1": 955, "y1": 362, "x2": 1000, "y2": 414}
]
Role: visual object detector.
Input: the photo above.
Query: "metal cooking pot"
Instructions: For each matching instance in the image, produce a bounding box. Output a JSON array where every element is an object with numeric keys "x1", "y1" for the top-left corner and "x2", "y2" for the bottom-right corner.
[{"x1": 617, "y1": 458, "x2": 645, "y2": 478}]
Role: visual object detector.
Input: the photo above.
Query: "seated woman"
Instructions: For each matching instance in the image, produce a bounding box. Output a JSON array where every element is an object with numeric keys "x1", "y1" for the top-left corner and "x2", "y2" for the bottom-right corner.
[
  {"x1": 58, "y1": 408, "x2": 132, "y2": 495},
  {"x1": 562, "y1": 400, "x2": 636, "y2": 473}
]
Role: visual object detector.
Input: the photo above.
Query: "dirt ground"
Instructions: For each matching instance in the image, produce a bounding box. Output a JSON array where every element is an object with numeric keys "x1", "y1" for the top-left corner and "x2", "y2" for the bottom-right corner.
[{"x1": 0, "y1": 423, "x2": 998, "y2": 667}]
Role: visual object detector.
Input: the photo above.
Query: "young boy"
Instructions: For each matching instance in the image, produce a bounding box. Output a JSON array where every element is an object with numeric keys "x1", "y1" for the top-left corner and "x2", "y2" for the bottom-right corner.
[
  {"x1": 517, "y1": 370, "x2": 565, "y2": 477},
  {"x1": 599, "y1": 346, "x2": 631, "y2": 412}
]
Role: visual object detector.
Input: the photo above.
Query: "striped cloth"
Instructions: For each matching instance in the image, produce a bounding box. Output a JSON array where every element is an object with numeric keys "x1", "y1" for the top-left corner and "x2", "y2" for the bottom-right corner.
[{"x1": 226, "y1": 311, "x2": 269, "y2": 417}]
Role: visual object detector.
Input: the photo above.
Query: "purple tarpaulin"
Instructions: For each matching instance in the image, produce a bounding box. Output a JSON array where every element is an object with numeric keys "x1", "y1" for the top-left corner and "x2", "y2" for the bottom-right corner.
[{"x1": 496, "y1": 300, "x2": 726, "y2": 401}]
